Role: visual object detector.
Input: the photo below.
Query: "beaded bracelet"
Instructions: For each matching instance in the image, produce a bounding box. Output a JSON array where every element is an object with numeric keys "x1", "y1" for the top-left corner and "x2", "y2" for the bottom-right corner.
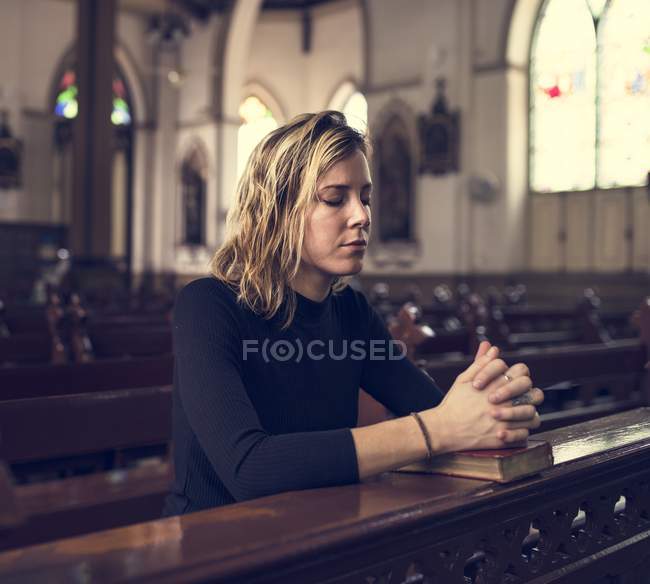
[{"x1": 410, "y1": 411, "x2": 434, "y2": 460}]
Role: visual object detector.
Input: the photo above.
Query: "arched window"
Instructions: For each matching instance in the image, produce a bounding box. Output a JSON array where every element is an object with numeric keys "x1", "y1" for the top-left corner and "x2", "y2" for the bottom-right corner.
[
  {"x1": 530, "y1": 0, "x2": 650, "y2": 192},
  {"x1": 328, "y1": 82, "x2": 368, "y2": 134},
  {"x1": 54, "y1": 69, "x2": 133, "y2": 126},
  {"x1": 341, "y1": 91, "x2": 368, "y2": 134},
  {"x1": 598, "y1": 0, "x2": 650, "y2": 187},
  {"x1": 237, "y1": 95, "x2": 278, "y2": 180}
]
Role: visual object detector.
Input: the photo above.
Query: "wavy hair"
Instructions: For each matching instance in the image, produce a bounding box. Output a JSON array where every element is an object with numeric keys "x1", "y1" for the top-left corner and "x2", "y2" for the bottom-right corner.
[{"x1": 210, "y1": 111, "x2": 370, "y2": 329}]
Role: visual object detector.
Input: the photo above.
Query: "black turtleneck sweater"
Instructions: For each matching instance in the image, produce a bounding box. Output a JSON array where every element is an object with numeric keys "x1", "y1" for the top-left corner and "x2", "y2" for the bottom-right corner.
[{"x1": 163, "y1": 277, "x2": 443, "y2": 515}]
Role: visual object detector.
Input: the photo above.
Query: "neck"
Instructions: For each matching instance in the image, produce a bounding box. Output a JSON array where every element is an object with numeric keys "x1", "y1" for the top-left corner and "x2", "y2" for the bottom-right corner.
[{"x1": 290, "y1": 267, "x2": 334, "y2": 302}]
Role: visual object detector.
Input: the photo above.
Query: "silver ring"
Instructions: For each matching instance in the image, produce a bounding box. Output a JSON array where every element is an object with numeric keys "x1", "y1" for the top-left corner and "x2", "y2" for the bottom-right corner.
[
  {"x1": 503, "y1": 374, "x2": 513, "y2": 383},
  {"x1": 512, "y1": 390, "x2": 534, "y2": 406}
]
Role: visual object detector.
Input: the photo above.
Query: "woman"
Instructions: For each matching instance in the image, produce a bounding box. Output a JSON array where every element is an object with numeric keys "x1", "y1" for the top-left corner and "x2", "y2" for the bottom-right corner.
[{"x1": 163, "y1": 112, "x2": 542, "y2": 516}]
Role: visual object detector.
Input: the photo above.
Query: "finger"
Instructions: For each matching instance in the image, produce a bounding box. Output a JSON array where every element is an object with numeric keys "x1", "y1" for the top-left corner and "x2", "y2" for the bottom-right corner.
[
  {"x1": 488, "y1": 376, "x2": 533, "y2": 404},
  {"x1": 491, "y1": 404, "x2": 536, "y2": 422},
  {"x1": 482, "y1": 362, "x2": 531, "y2": 393},
  {"x1": 507, "y1": 362, "x2": 530, "y2": 379},
  {"x1": 497, "y1": 428, "x2": 530, "y2": 444},
  {"x1": 503, "y1": 387, "x2": 544, "y2": 408},
  {"x1": 503, "y1": 413, "x2": 542, "y2": 430},
  {"x1": 473, "y1": 340, "x2": 492, "y2": 362},
  {"x1": 471, "y1": 358, "x2": 508, "y2": 389},
  {"x1": 512, "y1": 388, "x2": 544, "y2": 407},
  {"x1": 456, "y1": 346, "x2": 500, "y2": 383}
]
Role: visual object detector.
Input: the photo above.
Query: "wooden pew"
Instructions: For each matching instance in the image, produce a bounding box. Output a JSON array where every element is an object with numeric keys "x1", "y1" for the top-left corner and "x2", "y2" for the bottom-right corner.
[
  {"x1": 0, "y1": 334, "x2": 52, "y2": 366},
  {"x1": 425, "y1": 338, "x2": 648, "y2": 430},
  {"x1": 381, "y1": 287, "x2": 630, "y2": 359},
  {"x1": 387, "y1": 302, "x2": 471, "y2": 358},
  {"x1": 6, "y1": 461, "x2": 172, "y2": 551},
  {"x1": 87, "y1": 326, "x2": 172, "y2": 359},
  {"x1": 361, "y1": 297, "x2": 649, "y2": 429},
  {"x1": 1, "y1": 409, "x2": 649, "y2": 583},
  {"x1": 0, "y1": 354, "x2": 173, "y2": 400},
  {"x1": 0, "y1": 300, "x2": 172, "y2": 366},
  {"x1": 0, "y1": 387, "x2": 172, "y2": 466},
  {"x1": 358, "y1": 336, "x2": 649, "y2": 430},
  {"x1": 0, "y1": 386, "x2": 172, "y2": 550},
  {"x1": 2, "y1": 331, "x2": 647, "y2": 551}
]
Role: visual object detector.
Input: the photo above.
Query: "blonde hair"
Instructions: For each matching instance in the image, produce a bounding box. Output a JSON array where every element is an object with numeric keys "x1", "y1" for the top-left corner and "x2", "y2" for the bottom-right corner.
[{"x1": 210, "y1": 111, "x2": 370, "y2": 329}]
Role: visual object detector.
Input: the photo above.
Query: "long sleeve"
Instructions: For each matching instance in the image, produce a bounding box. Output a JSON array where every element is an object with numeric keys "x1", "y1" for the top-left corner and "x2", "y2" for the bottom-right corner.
[
  {"x1": 172, "y1": 280, "x2": 359, "y2": 503},
  {"x1": 358, "y1": 294, "x2": 444, "y2": 416}
]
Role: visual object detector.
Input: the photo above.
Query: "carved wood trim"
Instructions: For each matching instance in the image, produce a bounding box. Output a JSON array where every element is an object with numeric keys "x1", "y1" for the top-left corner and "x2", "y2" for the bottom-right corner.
[{"x1": 340, "y1": 471, "x2": 650, "y2": 584}]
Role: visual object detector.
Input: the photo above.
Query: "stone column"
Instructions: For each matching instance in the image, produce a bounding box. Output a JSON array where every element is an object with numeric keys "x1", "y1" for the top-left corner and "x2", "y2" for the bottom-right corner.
[{"x1": 71, "y1": 0, "x2": 116, "y2": 257}]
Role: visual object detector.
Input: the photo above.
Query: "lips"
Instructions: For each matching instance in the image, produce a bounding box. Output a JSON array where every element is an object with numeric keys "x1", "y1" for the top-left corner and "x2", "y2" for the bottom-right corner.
[{"x1": 342, "y1": 239, "x2": 367, "y2": 246}]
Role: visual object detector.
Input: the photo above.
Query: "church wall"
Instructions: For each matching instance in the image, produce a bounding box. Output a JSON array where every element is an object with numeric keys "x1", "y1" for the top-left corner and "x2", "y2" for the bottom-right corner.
[
  {"x1": 368, "y1": 0, "x2": 456, "y2": 89},
  {"x1": 473, "y1": 0, "x2": 513, "y2": 68},
  {"x1": 0, "y1": 0, "x2": 75, "y2": 222},
  {"x1": 362, "y1": 0, "x2": 471, "y2": 275},
  {"x1": 243, "y1": 1, "x2": 363, "y2": 120},
  {"x1": 361, "y1": 0, "x2": 532, "y2": 276},
  {"x1": 178, "y1": 18, "x2": 217, "y2": 124},
  {"x1": 308, "y1": 1, "x2": 363, "y2": 112},
  {"x1": 245, "y1": 13, "x2": 303, "y2": 120}
]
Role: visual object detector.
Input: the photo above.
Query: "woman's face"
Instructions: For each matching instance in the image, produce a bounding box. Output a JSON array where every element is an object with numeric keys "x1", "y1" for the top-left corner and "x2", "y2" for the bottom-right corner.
[{"x1": 300, "y1": 149, "x2": 372, "y2": 282}]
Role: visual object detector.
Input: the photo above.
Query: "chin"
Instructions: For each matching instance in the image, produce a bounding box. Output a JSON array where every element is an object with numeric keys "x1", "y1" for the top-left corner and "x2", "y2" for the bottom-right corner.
[{"x1": 332, "y1": 258, "x2": 365, "y2": 277}]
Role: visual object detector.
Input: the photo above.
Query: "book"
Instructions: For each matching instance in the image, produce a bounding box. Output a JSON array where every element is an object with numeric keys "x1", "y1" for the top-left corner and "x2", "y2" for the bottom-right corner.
[{"x1": 395, "y1": 439, "x2": 553, "y2": 483}]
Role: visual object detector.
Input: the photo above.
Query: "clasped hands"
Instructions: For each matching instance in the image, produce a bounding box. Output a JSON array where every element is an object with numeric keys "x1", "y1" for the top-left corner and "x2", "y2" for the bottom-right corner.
[{"x1": 433, "y1": 340, "x2": 544, "y2": 452}]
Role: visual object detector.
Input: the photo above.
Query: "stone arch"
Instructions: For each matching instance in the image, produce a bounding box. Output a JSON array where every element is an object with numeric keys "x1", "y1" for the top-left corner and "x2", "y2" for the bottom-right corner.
[
  {"x1": 506, "y1": 0, "x2": 545, "y2": 69},
  {"x1": 210, "y1": 0, "x2": 264, "y2": 220}
]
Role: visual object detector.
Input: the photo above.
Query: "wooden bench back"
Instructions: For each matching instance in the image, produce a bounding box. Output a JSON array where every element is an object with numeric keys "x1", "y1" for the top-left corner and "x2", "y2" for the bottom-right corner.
[
  {"x1": 0, "y1": 386, "x2": 172, "y2": 464},
  {"x1": 0, "y1": 354, "x2": 174, "y2": 400}
]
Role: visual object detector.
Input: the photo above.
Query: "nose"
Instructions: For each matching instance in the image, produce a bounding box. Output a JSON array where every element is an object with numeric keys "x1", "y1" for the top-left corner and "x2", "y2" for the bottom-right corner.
[{"x1": 348, "y1": 196, "x2": 371, "y2": 229}]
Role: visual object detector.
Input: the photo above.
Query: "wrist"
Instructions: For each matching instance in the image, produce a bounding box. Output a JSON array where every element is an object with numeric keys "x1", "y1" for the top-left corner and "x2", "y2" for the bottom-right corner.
[{"x1": 419, "y1": 407, "x2": 449, "y2": 455}]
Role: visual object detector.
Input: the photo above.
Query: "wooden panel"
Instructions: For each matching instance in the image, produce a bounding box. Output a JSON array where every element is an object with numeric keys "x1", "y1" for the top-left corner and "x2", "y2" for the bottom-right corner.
[
  {"x1": 565, "y1": 192, "x2": 591, "y2": 270},
  {"x1": 594, "y1": 190, "x2": 628, "y2": 271},
  {"x1": 530, "y1": 194, "x2": 562, "y2": 270},
  {"x1": 633, "y1": 188, "x2": 649, "y2": 271}
]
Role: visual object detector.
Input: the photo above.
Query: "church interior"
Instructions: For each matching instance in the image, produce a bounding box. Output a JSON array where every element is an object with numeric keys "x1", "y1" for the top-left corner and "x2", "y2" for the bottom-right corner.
[{"x1": 0, "y1": 0, "x2": 649, "y2": 581}]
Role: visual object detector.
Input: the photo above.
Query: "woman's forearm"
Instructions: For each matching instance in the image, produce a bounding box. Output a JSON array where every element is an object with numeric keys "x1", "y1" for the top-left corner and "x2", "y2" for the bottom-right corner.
[{"x1": 350, "y1": 408, "x2": 445, "y2": 480}]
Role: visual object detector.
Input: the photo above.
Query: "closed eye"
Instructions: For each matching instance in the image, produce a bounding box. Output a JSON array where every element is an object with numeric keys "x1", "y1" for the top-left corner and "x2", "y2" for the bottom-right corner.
[{"x1": 322, "y1": 199, "x2": 344, "y2": 207}]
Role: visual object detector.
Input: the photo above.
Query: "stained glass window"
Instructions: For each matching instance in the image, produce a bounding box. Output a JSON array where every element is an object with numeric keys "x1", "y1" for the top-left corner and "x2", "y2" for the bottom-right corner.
[
  {"x1": 598, "y1": 0, "x2": 650, "y2": 187},
  {"x1": 530, "y1": 0, "x2": 650, "y2": 192},
  {"x1": 530, "y1": 0, "x2": 597, "y2": 192},
  {"x1": 237, "y1": 96, "x2": 278, "y2": 179},
  {"x1": 342, "y1": 91, "x2": 368, "y2": 134},
  {"x1": 54, "y1": 70, "x2": 132, "y2": 126}
]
